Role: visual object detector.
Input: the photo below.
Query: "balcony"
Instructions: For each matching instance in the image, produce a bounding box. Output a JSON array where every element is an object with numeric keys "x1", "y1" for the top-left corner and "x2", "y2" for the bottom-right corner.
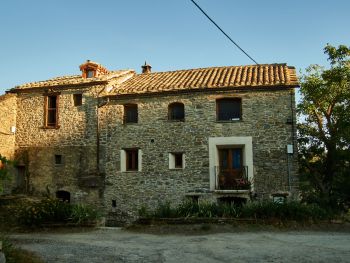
[{"x1": 215, "y1": 166, "x2": 250, "y2": 190}]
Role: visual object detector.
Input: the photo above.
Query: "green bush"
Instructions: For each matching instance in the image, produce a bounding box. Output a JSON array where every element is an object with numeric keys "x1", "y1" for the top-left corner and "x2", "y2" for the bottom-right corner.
[
  {"x1": 70, "y1": 204, "x2": 100, "y2": 224},
  {"x1": 17, "y1": 198, "x2": 100, "y2": 226},
  {"x1": 18, "y1": 198, "x2": 71, "y2": 226},
  {"x1": 240, "y1": 201, "x2": 331, "y2": 222},
  {"x1": 145, "y1": 199, "x2": 331, "y2": 222},
  {"x1": 138, "y1": 205, "x2": 150, "y2": 218},
  {"x1": 153, "y1": 201, "x2": 176, "y2": 218}
]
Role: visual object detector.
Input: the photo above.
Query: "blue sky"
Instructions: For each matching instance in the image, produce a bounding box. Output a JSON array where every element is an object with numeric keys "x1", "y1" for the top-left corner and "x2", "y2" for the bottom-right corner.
[{"x1": 0, "y1": 0, "x2": 349, "y2": 95}]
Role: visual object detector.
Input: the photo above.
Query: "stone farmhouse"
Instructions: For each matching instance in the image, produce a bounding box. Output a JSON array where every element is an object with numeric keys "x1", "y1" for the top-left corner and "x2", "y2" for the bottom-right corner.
[{"x1": 0, "y1": 60, "x2": 299, "y2": 222}]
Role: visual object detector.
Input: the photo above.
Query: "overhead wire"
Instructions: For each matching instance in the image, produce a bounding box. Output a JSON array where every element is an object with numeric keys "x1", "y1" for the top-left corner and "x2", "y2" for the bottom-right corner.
[{"x1": 189, "y1": 0, "x2": 259, "y2": 65}]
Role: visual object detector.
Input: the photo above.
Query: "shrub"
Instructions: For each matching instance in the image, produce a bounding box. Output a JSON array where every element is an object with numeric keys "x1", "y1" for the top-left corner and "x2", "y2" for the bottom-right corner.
[
  {"x1": 70, "y1": 204, "x2": 100, "y2": 224},
  {"x1": 146, "y1": 199, "x2": 331, "y2": 222},
  {"x1": 240, "y1": 201, "x2": 331, "y2": 222},
  {"x1": 17, "y1": 198, "x2": 100, "y2": 226},
  {"x1": 17, "y1": 198, "x2": 71, "y2": 226},
  {"x1": 138, "y1": 205, "x2": 150, "y2": 218},
  {"x1": 153, "y1": 201, "x2": 176, "y2": 218}
]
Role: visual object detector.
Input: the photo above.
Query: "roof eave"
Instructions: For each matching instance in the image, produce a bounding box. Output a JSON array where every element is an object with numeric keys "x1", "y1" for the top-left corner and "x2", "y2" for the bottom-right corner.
[
  {"x1": 7, "y1": 80, "x2": 109, "y2": 93},
  {"x1": 107, "y1": 84, "x2": 300, "y2": 100}
]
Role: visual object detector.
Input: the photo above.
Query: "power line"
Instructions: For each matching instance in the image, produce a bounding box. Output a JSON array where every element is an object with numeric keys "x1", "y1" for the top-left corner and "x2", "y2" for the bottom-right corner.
[{"x1": 189, "y1": 0, "x2": 259, "y2": 65}]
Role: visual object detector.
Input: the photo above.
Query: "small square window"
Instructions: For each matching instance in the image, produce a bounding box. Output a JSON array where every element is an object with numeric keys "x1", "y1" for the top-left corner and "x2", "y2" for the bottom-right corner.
[
  {"x1": 55, "y1": 155, "x2": 62, "y2": 165},
  {"x1": 123, "y1": 104, "x2": 138, "y2": 124},
  {"x1": 216, "y1": 98, "x2": 242, "y2": 121},
  {"x1": 73, "y1": 94, "x2": 82, "y2": 106},
  {"x1": 169, "y1": 152, "x2": 184, "y2": 169},
  {"x1": 168, "y1": 102, "x2": 185, "y2": 121}
]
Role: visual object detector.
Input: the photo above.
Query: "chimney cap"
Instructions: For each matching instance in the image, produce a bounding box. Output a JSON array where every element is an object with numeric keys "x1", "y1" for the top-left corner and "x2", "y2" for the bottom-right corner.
[{"x1": 142, "y1": 61, "x2": 152, "y2": 73}]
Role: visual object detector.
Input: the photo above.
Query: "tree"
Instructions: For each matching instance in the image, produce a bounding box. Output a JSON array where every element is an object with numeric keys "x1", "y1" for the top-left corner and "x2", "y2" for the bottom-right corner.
[{"x1": 298, "y1": 44, "x2": 350, "y2": 209}]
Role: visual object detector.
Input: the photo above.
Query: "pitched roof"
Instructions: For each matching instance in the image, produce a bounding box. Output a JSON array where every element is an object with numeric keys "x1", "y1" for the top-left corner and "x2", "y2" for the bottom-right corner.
[
  {"x1": 13, "y1": 70, "x2": 135, "y2": 90},
  {"x1": 112, "y1": 64, "x2": 298, "y2": 95}
]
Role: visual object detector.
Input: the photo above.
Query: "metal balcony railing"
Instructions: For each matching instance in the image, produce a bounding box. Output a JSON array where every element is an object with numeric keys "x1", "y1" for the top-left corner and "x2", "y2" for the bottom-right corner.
[{"x1": 215, "y1": 166, "x2": 250, "y2": 190}]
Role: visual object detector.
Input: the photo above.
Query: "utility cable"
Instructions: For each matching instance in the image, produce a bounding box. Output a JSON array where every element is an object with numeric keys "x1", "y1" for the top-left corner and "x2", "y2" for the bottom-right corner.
[{"x1": 189, "y1": 0, "x2": 259, "y2": 65}]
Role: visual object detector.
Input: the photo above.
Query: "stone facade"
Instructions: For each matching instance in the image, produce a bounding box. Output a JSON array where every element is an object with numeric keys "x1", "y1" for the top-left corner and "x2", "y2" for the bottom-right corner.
[
  {"x1": 0, "y1": 61, "x2": 299, "y2": 222},
  {"x1": 101, "y1": 89, "x2": 299, "y2": 218},
  {"x1": 6, "y1": 86, "x2": 104, "y2": 205},
  {"x1": 0, "y1": 94, "x2": 17, "y2": 159}
]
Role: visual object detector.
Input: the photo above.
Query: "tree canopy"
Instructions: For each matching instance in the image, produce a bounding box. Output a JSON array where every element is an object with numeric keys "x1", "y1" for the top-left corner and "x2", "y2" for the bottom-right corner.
[{"x1": 298, "y1": 44, "x2": 350, "y2": 209}]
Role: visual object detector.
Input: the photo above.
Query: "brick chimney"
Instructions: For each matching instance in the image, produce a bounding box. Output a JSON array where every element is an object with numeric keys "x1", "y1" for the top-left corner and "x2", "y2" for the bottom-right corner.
[{"x1": 141, "y1": 61, "x2": 152, "y2": 74}]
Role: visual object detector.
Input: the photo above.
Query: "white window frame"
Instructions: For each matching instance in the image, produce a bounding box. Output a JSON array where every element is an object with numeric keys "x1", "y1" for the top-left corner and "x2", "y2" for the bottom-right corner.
[
  {"x1": 120, "y1": 149, "x2": 142, "y2": 172},
  {"x1": 208, "y1": 137, "x2": 253, "y2": 191},
  {"x1": 169, "y1": 152, "x2": 185, "y2": 169}
]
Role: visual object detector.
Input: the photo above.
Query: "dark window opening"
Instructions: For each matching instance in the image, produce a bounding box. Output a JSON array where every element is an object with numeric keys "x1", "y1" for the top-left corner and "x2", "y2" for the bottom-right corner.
[
  {"x1": 55, "y1": 154, "x2": 62, "y2": 165},
  {"x1": 168, "y1": 102, "x2": 185, "y2": 121},
  {"x1": 126, "y1": 149, "x2": 138, "y2": 171},
  {"x1": 216, "y1": 98, "x2": 241, "y2": 121},
  {"x1": 174, "y1": 153, "x2": 183, "y2": 168},
  {"x1": 86, "y1": 70, "x2": 95, "y2": 78},
  {"x1": 124, "y1": 104, "x2": 138, "y2": 123},
  {"x1": 112, "y1": 200, "x2": 117, "y2": 208},
  {"x1": 14, "y1": 165, "x2": 26, "y2": 193},
  {"x1": 46, "y1": 95, "x2": 58, "y2": 127},
  {"x1": 56, "y1": 190, "x2": 70, "y2": 203},
  {"x1": 73, "y1": 94, "x2": 82, "y2": 106}
]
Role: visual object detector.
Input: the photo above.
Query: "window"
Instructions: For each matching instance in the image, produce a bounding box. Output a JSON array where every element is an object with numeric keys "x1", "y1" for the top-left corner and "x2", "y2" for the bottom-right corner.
[
  {"x1": 123, "y1": 104, "x2": 138, "y2": 123},
  {"x1": 125, "y1": 149, "x2": 138, "y2": 171},
  {"x1": 56, "y1": 190, "x2": 70, "y2": 203},
  {"x1": 45, "y1": 95, "x2": 59, "y2": 127},
  {"x1": 73, "y1": 94, "x2": 82, "y2": 106},
  {"x1": 55, "y1": 154, "x2": 62, "y2": 165},
  {"x1": 86, "y1": 69, "x2": 95, "y2": 78},
  {"x1": 216, "y1": 98, "x2": 241, "y2": 121},
  {"x1": 168, "y1": 102, "x2": 185, "y2": 121},
  {"x1": 169, "y1": 152, "x2": 185, "y2": 169},
  {"x1": 121, "y1": 149, "x2": 142, "y2": 172}
]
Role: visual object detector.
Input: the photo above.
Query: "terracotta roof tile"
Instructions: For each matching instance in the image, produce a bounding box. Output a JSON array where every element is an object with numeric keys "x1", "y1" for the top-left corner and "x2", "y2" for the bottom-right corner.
[
  {"x1": 14, "y1": 70, "x2": 135, "y2": 90},
  {"x1": 112, "y1": 64, "x2": 298, "y2": 96}
]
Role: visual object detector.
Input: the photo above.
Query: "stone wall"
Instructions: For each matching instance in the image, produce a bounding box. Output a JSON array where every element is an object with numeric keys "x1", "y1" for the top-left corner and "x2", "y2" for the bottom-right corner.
[
  {"x1": 13, "y1": 86, "x2": 104, "y2": 206},
  {"x1": 0, "y1": 94, "x2": 17, "y2": 159},
  {"x1": 102, "y1": 89, "x2": 299, "y2": 218}
]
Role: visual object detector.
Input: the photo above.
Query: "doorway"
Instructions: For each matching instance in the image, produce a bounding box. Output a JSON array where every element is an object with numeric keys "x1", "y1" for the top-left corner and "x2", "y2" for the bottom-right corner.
[{"x1": 218, "y1": 148, "x2": 243, "y2": 189}]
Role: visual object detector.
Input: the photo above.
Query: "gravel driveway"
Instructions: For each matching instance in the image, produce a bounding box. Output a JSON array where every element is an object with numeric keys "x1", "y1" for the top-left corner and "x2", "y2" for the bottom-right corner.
[{"x1": 11, "y1": 228, "x2": 350, "y2": 263}]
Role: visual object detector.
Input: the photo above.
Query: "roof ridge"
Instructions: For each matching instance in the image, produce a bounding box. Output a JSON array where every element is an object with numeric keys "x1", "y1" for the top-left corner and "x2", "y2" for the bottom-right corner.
[{"x1": 137, "y1": 63, "x2": 289, "y2": 76}]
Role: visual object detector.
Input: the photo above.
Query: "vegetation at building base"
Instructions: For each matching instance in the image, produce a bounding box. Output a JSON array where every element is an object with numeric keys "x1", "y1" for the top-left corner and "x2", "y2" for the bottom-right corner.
[
  {"x1": 0, "y1": 154, "x2": 14, "y2": 193},
  {"x1": 138, "y1": 200, "x2": 333, "y2": 223},
  {"x1": 1, "y1": 235, "x2": 44, "y2": 263},
  {"x1": 16, "y1": 198, "x2": 101, "y2": 227},
  {"x1": 298, "y1": 44, "x2": 350, "y2": 211}
]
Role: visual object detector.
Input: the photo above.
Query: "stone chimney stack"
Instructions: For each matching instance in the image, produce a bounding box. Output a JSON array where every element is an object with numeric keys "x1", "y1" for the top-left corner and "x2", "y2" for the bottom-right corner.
[{"x1": 141, "y1": 61, "x2": 152, "y2": 74}]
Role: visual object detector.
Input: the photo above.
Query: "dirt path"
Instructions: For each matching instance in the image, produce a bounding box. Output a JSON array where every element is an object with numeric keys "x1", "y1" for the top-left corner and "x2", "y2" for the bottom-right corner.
[{"x1": 11, "y1": 228, "x2": 350, "y2": 263}]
